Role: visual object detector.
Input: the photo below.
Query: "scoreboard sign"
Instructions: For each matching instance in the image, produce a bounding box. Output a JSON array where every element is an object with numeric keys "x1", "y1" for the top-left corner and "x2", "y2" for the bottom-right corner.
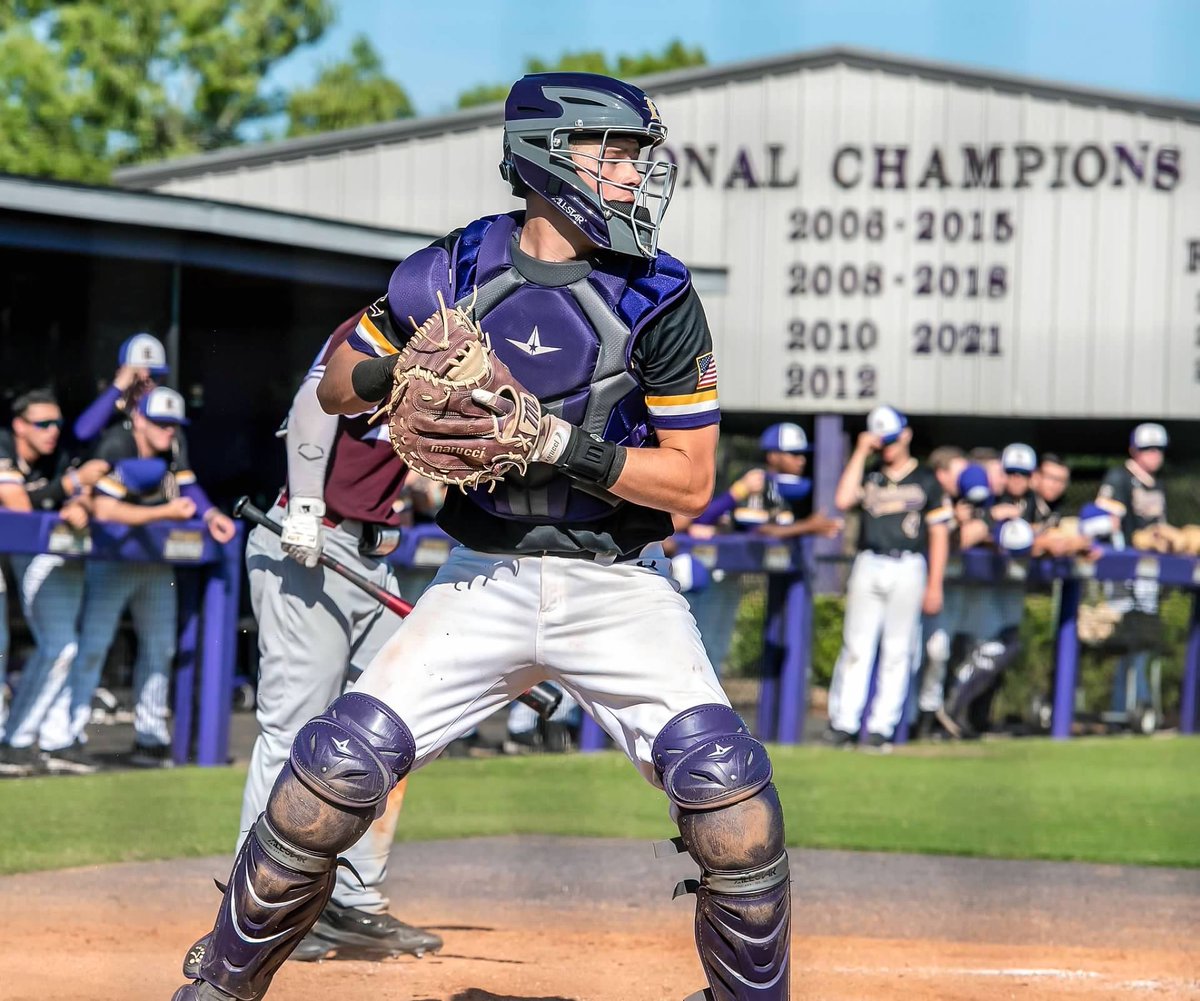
[{"x1": 653, "y1": 66, "x2": 1200, "y2": 419}]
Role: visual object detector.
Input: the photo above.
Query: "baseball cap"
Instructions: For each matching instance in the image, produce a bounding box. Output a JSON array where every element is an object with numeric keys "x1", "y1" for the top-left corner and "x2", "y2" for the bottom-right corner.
[
  {"x1": 118, "y1": 333, "x2": 169, "y2": 376},
  {"x1": 995, "y1": 517, "x2": 1035, "y2": 555},
  {"x1": 138, "y1": 386, "x2": 189, "y2": 425},
  {"x1": 759, "y1": 422, "x2": 810, "y2": 453},
  {"x1": 956, "y1": 464, "x2": 992, "y2": 505},
  {"x1": 1078, "y1": 502, "x2": 1116, "y2": 540},
  {"x1": 1001, "y1": 443, "x2": 1037, "y2": 475},
  {"x1": 866, "y1": 405, "x2": 907, "y2": 445},
  {"x1": 1131, "y1": 423, "x2": 1168, "y2": 450}
]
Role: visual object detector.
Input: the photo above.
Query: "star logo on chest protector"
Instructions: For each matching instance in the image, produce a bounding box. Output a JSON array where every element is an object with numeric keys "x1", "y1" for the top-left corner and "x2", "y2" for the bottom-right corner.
[{"x1": 506, "y1": 326, "x2": 561, "y2": 356}]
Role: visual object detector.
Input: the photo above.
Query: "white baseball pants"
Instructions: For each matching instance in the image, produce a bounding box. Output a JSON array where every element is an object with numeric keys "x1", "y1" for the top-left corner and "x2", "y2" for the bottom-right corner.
[
  {"x1": 827, "y1": 550, "x2": 927, "y2": 737},
  {"x1": 354, "y1": 545, "x2": 730, "y2": 784}
]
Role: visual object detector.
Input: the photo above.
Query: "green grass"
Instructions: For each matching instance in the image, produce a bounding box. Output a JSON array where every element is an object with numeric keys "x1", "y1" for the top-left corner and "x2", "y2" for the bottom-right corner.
[{"x1": 1, "y1": 737, "x2": 1196, "y2": 875}]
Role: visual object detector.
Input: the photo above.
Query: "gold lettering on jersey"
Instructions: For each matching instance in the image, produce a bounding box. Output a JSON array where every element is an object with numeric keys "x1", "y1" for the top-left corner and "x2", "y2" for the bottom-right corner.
[
  {"x1": 1132, "y1": 486, "x2": 1166, "y2": 521},
  {"x1": 862, "y1": 480, "x2": 927, "y2": 517},
  {"x1": 164, "y1": 529, "x2": 204, "y2": 561}
]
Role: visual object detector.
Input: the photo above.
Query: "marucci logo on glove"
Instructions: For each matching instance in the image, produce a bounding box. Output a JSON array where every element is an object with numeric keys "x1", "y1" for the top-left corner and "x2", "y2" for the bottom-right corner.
[{"x1": 430, "y1": 443, "x2": 488, "y2": 459}]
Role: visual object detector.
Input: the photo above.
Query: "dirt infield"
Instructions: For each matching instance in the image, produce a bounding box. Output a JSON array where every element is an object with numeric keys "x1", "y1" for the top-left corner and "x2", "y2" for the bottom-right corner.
[{"x1": 5, "y1": 837, "x2": 1197, "y2": 1001}]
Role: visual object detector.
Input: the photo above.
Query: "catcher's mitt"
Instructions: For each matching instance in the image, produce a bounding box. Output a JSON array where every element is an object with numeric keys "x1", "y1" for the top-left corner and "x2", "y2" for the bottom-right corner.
[{"x1": 374, "y1": 292, "x2": 545, "y2": 489}]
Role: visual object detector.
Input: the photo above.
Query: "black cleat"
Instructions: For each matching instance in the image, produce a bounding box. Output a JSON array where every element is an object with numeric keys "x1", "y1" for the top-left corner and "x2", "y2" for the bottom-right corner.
[
  {"x1": 129, "y1": 742, "x2": 174, "y2": 768},
  {"x1": 43, "y1": 742, "x2": 100, "y2": 775},
  {"x1": 290, "y1": 902, "x2": 443, "y2": 962},
  {"x1": 0, "y1": 744, "x2": 46, "y2": 777},
  {"x1": 863, "y1": 732, "x2": 893, "y2": 754},
  {"x1": 819, "y1": 726, "x2": 856, "y2": 750}
]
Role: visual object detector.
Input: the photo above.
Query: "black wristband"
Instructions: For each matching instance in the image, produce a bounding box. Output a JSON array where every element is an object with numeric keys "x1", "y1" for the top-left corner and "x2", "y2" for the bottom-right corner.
[
  {"x1": 350, "y1": 354, "x2": 400, "y2": 403},
  {"x1": 557, "y1": 426, "x2": 626, "y2": 488}
]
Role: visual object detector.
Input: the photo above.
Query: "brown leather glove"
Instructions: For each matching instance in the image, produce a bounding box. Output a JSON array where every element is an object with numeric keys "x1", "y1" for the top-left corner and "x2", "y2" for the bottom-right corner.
[{"x1": 377, "y1": 292, "x2": 545, "y2": 489}]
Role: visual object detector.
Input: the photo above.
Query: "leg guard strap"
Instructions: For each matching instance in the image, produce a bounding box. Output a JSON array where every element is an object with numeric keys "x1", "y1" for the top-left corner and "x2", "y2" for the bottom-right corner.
[{"x1": 252, "y1": 815, "x2": 329, "y2": 875}]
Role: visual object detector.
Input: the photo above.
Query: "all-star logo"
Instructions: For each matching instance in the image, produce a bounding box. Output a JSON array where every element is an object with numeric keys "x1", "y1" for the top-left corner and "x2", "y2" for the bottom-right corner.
[
  {"x1": 552, "y1": 196, "x2": 586, "y2": 228},
  {"x1": 709, "y1": 742, "x2": 732, "y2": 757},
  {"x1": 332, "y1": 738, "x2": 351, "y2": 754},
  {"x1": 506, "y1": 326, "x2": 561, "y2": 357}
]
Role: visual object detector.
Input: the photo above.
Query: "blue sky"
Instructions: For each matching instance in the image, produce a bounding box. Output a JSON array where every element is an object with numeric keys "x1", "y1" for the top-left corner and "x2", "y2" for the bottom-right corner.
[{"x1": 266, "y1": 0, "x2": 1200, "y2": 116}]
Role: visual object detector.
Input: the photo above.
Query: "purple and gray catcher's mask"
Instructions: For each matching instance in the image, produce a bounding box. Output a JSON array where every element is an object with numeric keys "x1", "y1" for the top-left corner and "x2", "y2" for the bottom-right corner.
[{"x1": 501, "y1": 73, "x2": 677, "y2": 258}]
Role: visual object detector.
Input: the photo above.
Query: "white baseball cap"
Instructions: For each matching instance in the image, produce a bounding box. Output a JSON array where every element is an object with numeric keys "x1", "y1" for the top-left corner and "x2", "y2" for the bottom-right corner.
[
  {"x1": 119, "y1": 333, "x2": 168, "y2": 375},
  {"x1": 995, "y1": 517, "x2": 1035, "y2": 555},
  {"x1": 759, "y1": 422, "x2": 810, "y2": 454},
  {"x1": 867, "y1": 405, "x2": 907, "y2": 445},
  {"x1": 1001, "y1": 443, "x2": 1037, "y2": 475},
  {"x1": 1131, "y1": 423, "x2": 1168, "y2": 450},
  {"x1": 138, "y1": 386, "x2": 189, "y2": 425},
  {"x1": 1078, "y1": 503, "x2": 1115, "y2": 540}
]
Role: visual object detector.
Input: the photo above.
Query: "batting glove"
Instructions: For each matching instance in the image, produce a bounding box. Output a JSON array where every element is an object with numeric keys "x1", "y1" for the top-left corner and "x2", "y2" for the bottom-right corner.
[{"x1": 280, "y1": 497, "x2": 325, "y2": 568}]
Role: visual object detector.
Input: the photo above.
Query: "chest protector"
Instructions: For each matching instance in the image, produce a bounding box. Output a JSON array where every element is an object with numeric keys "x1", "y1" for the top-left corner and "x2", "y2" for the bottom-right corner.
[{"x1": 396, "y1": 212, "x2": 690, "y2": 522}]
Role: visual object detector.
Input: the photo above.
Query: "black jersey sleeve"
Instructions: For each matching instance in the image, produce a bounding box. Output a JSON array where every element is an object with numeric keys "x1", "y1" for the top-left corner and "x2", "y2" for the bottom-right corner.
[
  {"x1": 1096, "y1": 466, "x2": 1130, "y2": 518},
  {"x1": 630, "y1": 287, "x2": 720, "y2": 431},
  {"x1": 0, "y1": 430, "x2": 22, "y2": 488}
]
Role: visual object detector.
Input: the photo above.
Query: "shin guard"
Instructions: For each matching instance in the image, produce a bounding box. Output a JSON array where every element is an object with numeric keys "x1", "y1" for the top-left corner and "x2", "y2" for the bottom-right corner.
[
  {"x1": 180, "y1": 693, "x2": 414, "y2": 1000},
  {"x1": 654, "y1": 704, "x2": 791, "y2": 1000}
]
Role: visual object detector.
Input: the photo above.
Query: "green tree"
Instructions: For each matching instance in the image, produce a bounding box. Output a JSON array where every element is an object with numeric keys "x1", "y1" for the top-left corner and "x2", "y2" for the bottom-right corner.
[
  {"x1": 286, "y1": 34, "x2": 412, "y2": 137},
  {"x1": 0, "y1": 1, "x2": 404, "y2": 182},
  {"x1": 457, "y1": 40, "x2": 706, "y2": 109}
]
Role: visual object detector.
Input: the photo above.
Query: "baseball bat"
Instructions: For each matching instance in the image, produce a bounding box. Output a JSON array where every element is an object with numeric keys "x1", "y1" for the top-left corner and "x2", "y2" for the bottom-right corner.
[{"x1": 233, "y1": 497, "x2": 561, "y2": 720}]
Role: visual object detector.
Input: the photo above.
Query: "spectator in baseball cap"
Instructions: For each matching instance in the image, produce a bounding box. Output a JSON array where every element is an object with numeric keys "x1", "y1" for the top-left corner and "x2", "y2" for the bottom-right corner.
[
  {"x1": 138, "y1": 386, "x2": 190, "y2": 425},
  {"x1": 693, "y1": 422, "x2": 838, "y2": 537},
  {"x1": 681, "y1": 420, "x2": 840, "y2": 678},
  {"x1": 866, "y1": 405, "x2": 908, "y2": 448},
  {"x1": 74, "y1": 332, "x2": 170, "y2": 444},
  {"x1": 992, "y1": 443, "x2": 1038, "y2": 524}
]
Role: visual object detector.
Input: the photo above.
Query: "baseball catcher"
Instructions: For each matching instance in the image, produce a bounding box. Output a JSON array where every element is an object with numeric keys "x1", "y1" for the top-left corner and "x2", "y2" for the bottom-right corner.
[{"x1": 173, "y1": 71, "x2": 788, "y2": 1001}]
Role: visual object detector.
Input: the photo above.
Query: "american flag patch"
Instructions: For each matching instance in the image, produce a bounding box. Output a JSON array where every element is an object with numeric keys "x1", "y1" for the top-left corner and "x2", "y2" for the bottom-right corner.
[{"x1": 695, "y1": 352, "x2": 718, "y2": 390}]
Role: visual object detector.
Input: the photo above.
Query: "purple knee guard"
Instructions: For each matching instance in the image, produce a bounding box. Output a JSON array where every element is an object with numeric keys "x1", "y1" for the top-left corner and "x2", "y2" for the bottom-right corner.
[
  {"x1": 654, "y1": 704, "x2": 792, "y2": 1001},
  {"x1": 290, "y1": 691, "x2": 415, "y2": 808}
]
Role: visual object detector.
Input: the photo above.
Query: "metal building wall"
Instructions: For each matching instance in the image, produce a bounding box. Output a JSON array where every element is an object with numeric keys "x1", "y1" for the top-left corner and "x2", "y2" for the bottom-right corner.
[{"x1": 134, "y1": 59, "x2": 1200, "y2": 421}]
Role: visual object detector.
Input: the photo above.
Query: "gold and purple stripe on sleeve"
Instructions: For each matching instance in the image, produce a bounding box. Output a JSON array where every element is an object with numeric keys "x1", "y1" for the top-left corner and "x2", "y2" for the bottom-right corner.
[
  {"x1": 95, "y1": 474, "x2": 127, "y2": 500},
  {"x1": 645, "y1": 389, "x2": 720, "y2": 430},
  {"x1": 926, "y1": 503, "x2": 955, "y2": 525},
  {"x1": 349, "y1": 311, "x2": 398, "y2": 358}
]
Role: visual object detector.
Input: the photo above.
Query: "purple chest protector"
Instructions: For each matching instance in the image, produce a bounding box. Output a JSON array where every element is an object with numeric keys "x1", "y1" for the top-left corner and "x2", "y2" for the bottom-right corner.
[{"x1": 444, "y1": 213, "x2": 690, "y2": 523}]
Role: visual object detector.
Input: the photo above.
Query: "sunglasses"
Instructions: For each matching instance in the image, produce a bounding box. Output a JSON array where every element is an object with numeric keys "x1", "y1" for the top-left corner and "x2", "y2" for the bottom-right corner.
[{"x1": 28, "y1": 418, "x2": 64, "y2": 430}]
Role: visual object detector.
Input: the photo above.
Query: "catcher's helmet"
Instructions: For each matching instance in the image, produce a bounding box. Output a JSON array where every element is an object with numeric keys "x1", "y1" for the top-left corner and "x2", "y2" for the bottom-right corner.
[{"x1": 500, "y1": 72, "x2": 677, "y2": 259}]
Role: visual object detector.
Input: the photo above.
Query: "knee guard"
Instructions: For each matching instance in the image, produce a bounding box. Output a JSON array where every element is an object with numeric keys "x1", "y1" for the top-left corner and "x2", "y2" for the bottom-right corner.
[
  {"x1": 653, "y1": 704, "x2": 790, "y2": 1001},
  {"x1": 949, "y1": 627, "x2": 1021, "y2": 719},
  {"x1": 186, "y1": 693, "x2": 414, "y2": 1000}
]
